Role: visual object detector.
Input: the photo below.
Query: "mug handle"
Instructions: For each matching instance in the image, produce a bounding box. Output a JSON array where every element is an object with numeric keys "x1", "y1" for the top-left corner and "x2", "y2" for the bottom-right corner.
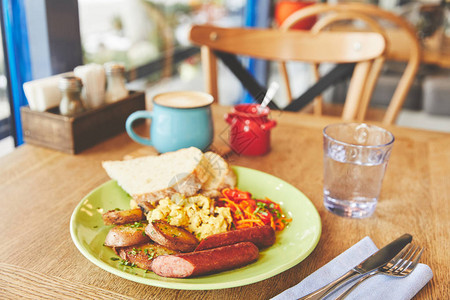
[{"x1": 125, "y1": 111, "x2": 153, "y2": 146}]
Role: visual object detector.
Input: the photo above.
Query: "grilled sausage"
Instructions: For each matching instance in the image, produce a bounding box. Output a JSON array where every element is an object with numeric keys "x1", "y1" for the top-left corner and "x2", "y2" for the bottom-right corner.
[
  {"x1": 117, "y1": 242, "x2": 179, "y2": 270},
  {"x1": 151, "y1": 242, "x2": 259, "y2": 278},
  {"x1": 195, "y1": 225, "x2": 275, "y2": 251}
]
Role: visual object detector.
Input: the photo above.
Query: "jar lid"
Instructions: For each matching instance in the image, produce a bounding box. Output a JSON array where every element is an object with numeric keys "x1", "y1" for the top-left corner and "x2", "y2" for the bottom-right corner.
[
  {"x1": 59, "y1": 76, "x2": 83, "y2": 91},
  {"x1": 104, "y1": 62, "x2": 125, "y2": 74}
]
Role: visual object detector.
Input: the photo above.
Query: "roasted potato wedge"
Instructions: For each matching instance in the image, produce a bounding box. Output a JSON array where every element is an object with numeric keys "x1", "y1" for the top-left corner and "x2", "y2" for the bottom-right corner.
[
  {"x1": 102, "y1": 208, "x2": 144, "y2": 226},
  {"x1": 104, "y1": 222, "x2": 150, "y2": 247},
  {"x1": 137, "y1": 201, "x2": 156, "y2": 216},
  {"x1": 145, "y1": 220, "x2": 199, "y2": 252},
  {"x1": 117, "y1": 242, "x2": 179, "y2": 270}
]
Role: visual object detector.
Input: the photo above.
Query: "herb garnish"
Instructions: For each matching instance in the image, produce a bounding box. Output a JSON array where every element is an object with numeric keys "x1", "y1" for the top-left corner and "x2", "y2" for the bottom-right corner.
[
  {"x1": 129, "y1": 221, "x2": 144, "y2": 228},
  {"x1": 128, "y1": 248, "x2": 139, "y2": 255},
  {"x1": 119, "y1": 259, "x2": 136, "y2": 267}
]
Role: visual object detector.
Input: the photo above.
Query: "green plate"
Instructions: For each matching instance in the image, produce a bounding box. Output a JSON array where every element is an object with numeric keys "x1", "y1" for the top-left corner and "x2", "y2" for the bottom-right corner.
[{"x1": 70, "y1": 166, "x2": 321, "y2": 290}]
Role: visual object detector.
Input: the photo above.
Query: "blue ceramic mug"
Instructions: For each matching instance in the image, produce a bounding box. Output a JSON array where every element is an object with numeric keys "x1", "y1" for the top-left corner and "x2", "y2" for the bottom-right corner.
[{"x1": 126, "y1": 91, "x2": 214, "y2": 153}]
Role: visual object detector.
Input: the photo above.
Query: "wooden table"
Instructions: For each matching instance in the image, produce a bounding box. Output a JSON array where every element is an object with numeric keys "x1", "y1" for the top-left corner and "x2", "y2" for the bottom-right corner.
[{"x1": 0, "y1": 105, "x2": 448, "y2": 299}]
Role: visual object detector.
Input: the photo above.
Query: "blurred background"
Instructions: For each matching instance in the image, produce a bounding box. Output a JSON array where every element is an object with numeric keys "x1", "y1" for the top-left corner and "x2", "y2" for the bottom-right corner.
[{"x1": 1, "y1": 0, "x2": 449, "y2": 157}]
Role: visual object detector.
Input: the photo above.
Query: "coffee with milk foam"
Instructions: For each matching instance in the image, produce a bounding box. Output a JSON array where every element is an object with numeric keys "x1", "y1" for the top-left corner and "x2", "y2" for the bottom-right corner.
[{"x1": 154, "y1": 91, "x2": 213, "y2": 108}]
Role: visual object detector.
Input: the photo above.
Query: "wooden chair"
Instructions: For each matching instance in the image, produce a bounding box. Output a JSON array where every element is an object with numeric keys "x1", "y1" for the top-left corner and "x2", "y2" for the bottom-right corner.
[
  {"x1": 279, "y1": 3, "x2": 421, "y2": 125},
  {"x1": 189, "y1": 25, "x2": 386, "y2": 122}
]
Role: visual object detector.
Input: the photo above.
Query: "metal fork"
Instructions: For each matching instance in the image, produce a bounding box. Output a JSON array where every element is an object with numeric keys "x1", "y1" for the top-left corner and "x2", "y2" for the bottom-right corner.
[{"x1": 334, "y1": 243, "x2": 424, "y2": 300}]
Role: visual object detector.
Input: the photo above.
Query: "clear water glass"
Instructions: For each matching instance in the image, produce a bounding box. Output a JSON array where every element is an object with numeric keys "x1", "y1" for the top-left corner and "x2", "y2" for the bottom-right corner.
[{"x1": 323, "y1": 123, "x2": 395, "y2": 218}]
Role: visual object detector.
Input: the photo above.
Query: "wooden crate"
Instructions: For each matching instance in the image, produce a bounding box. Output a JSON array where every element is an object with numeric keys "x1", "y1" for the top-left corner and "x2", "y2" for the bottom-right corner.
[{"x1": 21, "y1": 91, "x2": 145, "y2": 154}]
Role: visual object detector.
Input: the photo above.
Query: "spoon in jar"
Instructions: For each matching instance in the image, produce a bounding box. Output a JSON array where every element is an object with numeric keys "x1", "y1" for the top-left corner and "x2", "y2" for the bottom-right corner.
[{"x1": 258, "y1": 81, "x2": 279, "y2": 114}]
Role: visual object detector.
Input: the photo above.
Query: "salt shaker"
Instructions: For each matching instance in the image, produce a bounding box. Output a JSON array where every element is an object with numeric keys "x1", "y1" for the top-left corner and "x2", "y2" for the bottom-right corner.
[
  {"x1": 104, "y1": 62, "x2": 128, "y2": 103},
  {"x1": 59, "y1": 76, "x2": 85, "y2": 116}
]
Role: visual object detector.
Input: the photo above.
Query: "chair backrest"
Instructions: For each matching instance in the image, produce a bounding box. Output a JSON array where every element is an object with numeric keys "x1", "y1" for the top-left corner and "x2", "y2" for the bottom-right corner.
[
  {"x1": 280, "y1": 3, "x2": 421, "y2": 125},
  {"x1": 189, "y1": 25, "x2": 386, "y2": 122}
]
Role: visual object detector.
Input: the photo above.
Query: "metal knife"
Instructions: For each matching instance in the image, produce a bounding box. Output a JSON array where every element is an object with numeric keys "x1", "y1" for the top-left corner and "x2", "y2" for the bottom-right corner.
[{"x1": 298, "y1": 233, "x2": 413, "y2": 300}]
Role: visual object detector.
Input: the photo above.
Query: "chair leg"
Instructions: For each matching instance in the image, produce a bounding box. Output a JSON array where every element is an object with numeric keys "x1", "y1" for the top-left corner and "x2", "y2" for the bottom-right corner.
[
  {"x1": 357, "y1": 58, "x2": 384, "y2": 121},
  {"x1": 201, "y1": 46, "x2": 219, "y2": 102},
  {"x1": 342, "y1": 61, "x2": 371, "y2": 121},
  {"x1": 279, "y1": 61, "x2": 293, "y2": 103},
  {"x1": 312, "y1": 63, "x2": 323, "y2": 116}
]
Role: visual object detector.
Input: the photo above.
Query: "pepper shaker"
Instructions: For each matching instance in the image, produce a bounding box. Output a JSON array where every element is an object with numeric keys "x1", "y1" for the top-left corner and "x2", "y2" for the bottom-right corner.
[
  {"x1": 59, "y1": 76, "x2": 85, "y2": 116},
  {"x1": 104, "y1": 62, "x2": 128, "y2": 103}
]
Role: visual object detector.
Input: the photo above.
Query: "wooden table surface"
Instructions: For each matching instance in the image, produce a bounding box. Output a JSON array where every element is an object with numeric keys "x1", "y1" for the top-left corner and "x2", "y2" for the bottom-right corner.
[{"x1": 0, "y1": 105, "x2": 449, "y2": 299}]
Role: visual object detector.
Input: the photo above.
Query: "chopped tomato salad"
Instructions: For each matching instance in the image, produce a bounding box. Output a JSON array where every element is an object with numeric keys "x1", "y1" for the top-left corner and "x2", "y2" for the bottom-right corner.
[{"x1": 218, "y1": 188, "x2": 292, "y2": 231}]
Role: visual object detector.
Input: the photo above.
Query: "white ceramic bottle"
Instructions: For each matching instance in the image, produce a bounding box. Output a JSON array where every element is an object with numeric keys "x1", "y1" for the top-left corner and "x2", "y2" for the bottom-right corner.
[{"x1": 74, "y1": 63, "x2": 106, "y2": 109}]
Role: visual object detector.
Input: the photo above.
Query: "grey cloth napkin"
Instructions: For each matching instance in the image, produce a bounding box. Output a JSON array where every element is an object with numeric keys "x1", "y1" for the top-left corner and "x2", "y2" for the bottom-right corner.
[{"x1": 272, "y1": 237, "x2": 433, "y2": 300}]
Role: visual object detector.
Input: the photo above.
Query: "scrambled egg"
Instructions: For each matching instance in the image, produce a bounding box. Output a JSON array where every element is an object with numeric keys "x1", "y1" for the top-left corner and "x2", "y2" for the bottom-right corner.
[{"x1": 147, "y1": 193, "x2": 232, "y2": 240}]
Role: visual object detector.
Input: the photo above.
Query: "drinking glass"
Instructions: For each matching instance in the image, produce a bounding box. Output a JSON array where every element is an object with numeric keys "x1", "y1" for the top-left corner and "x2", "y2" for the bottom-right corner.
[{"x1": 323, "y1": 123, "x2": 394, "y2": 218}]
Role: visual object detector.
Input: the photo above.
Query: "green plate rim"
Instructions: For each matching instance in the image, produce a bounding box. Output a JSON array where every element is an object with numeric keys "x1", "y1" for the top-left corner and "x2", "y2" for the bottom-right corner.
[{"x1": 70, "y1": 166, "x2": 321, "y2": 290}]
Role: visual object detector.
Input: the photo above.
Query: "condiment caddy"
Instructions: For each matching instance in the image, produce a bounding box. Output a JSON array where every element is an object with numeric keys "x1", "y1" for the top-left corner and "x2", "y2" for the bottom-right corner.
[
  {"x1": 24, "y1": 62, "x2": 129, "y2": 115},
  {"x1": 20, "y1": 91, "x2": 145, "y2": 154},
  {"x1": 20, "y1": 62, "x2": 145, "y2": 154}
]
